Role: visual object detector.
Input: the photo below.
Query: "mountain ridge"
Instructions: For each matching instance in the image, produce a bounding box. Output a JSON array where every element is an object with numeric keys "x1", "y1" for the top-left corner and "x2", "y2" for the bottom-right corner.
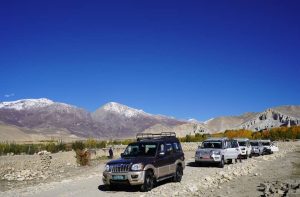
[{"x1": 0, "y1": 98, "x2": 299, "y2": 140}]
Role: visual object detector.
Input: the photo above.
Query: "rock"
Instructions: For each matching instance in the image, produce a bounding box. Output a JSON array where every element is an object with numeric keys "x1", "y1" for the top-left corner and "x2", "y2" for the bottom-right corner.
[
  {"x1": 277, "y1": 189, "x2": 284, "y2": 195},
  {"x1": 269, "y1": 185, "x2": 276, "y2": 193},
  {"x1": 16, "y1": 177, "x2": 25, "y2": 181}
]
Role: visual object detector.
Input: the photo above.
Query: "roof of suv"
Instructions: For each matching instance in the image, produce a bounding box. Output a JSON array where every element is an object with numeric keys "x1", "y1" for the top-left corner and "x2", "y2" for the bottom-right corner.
[
  {"x1": 136, "y1": 132, "x2": 179, "y2": 143},
  {"x1": 205, "y1": 137, "x2": 228, "y2": 141},
  {"x1": 260, "y1": 139, "x2": 271, "y2": 142},
  {"x1": 234, "y1": 138, "x2": 250, "y2": 141}
]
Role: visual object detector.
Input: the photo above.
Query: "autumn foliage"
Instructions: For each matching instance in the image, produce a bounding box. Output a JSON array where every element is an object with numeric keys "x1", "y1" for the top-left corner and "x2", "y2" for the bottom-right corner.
[{"x1": 181, "y1": 126, "x2": 300, "y2": 142}]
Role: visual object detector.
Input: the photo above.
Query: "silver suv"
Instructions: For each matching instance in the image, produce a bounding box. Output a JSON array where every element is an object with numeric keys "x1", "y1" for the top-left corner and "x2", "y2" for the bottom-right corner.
[
  {"x1": 250, "y1": 140, "x2": 264, "y2": 156},
  {"x1": 235, "y1": 138, "x2": 252, "y2": 159},
  {"x1": 195, "y1": 138, "x2": 241, "y2": 168}
]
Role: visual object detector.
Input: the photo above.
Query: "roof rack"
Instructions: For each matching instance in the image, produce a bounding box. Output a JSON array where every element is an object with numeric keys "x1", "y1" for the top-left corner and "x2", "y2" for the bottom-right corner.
[{"x1": 136, "y1": 132, "x2": 176, "y2": 141}]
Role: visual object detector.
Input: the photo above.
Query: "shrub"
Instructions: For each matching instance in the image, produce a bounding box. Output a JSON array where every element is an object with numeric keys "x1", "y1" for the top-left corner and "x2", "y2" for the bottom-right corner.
[
  {"x1": 72, "y1": 141, "x2": 85, "y2": 151},
  {"x1": 75, "y1": 150, "x2": 91, "y2": 166},
  {"x1": 72, "y1": 141, "x2": 90, "y2": 166}
]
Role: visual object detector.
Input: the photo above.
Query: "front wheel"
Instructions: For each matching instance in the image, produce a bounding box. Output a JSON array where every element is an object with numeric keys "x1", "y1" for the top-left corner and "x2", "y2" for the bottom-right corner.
[
  {"x1": 219, "y1": 157, "x2": 225, "y2": 168},
  {"x1": 173, "y1": 165, "x2": 183, "y2": 182},
  {"x1": 106, "y1": 184, "x2": 116, "y2": 191},
  {"x1": 140, "y1": 170, "x2": 154, "y2": 192}
]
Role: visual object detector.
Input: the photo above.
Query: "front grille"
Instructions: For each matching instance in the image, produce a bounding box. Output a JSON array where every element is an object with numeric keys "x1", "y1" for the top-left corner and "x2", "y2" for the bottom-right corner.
[{"x1": 111, "y1": 164, "x2": 130, "y2": 173}]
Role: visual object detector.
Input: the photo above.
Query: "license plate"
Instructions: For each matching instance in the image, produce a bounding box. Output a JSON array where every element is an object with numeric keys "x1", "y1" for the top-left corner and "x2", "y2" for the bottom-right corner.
[
  {"x1": 112, "y1": 175, "x2": 126, "y2": 180},
  {"x1": 202, "y1": 155, "x2": 210, "y2": 159}
]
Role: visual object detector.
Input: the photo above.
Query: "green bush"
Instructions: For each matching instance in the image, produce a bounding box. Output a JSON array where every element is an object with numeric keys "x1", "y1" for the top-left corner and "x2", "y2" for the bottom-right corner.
[
  {"x1": 0, "y1": 141, "x2": 67, "y2": 156},
  {"x1": 72, "y1": 141, "x2": 85, "y2": 151}
]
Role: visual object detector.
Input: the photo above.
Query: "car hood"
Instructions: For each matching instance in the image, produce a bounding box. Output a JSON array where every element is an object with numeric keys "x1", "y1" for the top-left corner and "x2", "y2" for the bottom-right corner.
[
  {"x1": 197, "y1": 148, "x2": 221, "y2": 153},
  {"x1": 106, "y1": 157, "x2": 155, "y2": 165}
]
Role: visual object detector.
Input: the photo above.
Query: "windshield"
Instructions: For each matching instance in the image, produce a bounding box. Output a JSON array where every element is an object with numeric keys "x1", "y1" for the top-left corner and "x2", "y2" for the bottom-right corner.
[
  {"x1": 262, "y1": 142, "x2": 270, "y2": 146},
  {"x1": 238, "y1": 141, "x2": 246, "y2": 146},
  {"x1": 202, "y1": 141, "x2": 222, "y2": 149},
  {"x1": 123, "y1": 142, "x2": 157, "y2": 157},
  {"x1": 250, "y1": 142, "x2": 259, "y2": 146}
]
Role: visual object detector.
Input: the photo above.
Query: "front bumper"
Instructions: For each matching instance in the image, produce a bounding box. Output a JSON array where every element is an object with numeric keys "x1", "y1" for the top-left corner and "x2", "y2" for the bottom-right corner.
[
  {"x1": 240, "y1": 149, "x2": 249, "y2": 155},
  {"x1": 251, "y1": 149, "x2": 260, "y2": 154},
  {"x1": 102, "y1": 170, "x2": 145, "y2": 186},
  {"x1": 195, "y1": 154, "x2": 221, "y2": 163}
]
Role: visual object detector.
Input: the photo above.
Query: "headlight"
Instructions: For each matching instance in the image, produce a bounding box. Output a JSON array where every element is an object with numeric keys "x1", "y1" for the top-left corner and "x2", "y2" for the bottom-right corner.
[
  {"x1": 211, "y1": 150, "x2": 221, "y2": 155},
  {"x1": 105, "y1": 164, "x2": 110, "y2": 172},
  {"x1": 131, "y1": 163, "x2": 143, "y2": 171}
]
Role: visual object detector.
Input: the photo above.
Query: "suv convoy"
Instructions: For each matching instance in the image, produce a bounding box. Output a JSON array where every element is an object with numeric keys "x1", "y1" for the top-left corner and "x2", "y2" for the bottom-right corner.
[
  {"x1": 235, "y1": 138, "x2": 252, "y2": 159},
  {"x1": 195, "y1": 138, "x2": 241, "y2": 168},
  {"x1": 102, "y1": 132, "x2": 185, "y2": 192},
  {"x1": 249, "y1": 140, "x2": 264, "y2": 156}
]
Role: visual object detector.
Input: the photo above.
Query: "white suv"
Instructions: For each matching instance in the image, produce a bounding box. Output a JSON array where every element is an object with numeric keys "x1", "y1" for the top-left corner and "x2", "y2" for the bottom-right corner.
[
  {"x1": 195, "y1": 138, "x2": 241, "y2": 168},
  {"x1": 235, "y1": 138, "x2": 252, "y2": 159}
]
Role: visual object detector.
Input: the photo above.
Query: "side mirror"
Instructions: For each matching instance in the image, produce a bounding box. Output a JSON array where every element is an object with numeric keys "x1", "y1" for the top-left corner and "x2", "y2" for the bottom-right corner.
[{"x1": 120, "y1": 153, "x2": 124, "y2": 157}]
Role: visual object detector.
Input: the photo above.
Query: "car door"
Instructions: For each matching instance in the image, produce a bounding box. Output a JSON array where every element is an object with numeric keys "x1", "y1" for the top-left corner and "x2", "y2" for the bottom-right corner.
[
  {"x1": 165, "y1": 142, "x2": 175, "y2": 175},
  {"x1": 231, "y1": 140, "x2": 240, "y2": 159},
  {"x1": 223, "y1": 140, "x2": 231, "y2": 160},
  {"x1": 155, "y1": 143, "x2": 169, "y2": 178}
]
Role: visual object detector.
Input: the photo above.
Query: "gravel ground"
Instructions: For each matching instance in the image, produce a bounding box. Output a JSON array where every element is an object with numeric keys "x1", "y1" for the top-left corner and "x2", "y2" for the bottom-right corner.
[{"x1": 0, "y1": 141, "x2": 299, "y2": 197}]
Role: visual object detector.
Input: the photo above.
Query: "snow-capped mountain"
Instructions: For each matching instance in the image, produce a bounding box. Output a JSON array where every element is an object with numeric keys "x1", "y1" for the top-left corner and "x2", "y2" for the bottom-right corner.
[
  {"x1": 101, "y1": 102, "x2": 150, "y2": 118},
  {"x1": 0, "y1": 98, "x2": 299, "y2": 140},
  {"x1": 203, "y1": 118, "x2": 214, "y2": 124},
  {"x1": 0, "y1": 98, "x2": 54, "y2": 110},
  {"x1": 188, "y1": 118, "x2": 201, "y2": 123},
  {"x1": 0, "y1": 98, "x2": 99, "y2": 138},
  {"x1": 91, "y1": 102, "x2": 188, "y2": 137},
  {"x1": 0, "y1": 98, "x2": 202, "y2": 140}
]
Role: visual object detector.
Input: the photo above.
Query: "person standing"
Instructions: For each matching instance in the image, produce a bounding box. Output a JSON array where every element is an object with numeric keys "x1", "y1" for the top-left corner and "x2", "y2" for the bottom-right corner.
[{"x1": 109, "y1": 147, "x2": 113, "y2": 159}]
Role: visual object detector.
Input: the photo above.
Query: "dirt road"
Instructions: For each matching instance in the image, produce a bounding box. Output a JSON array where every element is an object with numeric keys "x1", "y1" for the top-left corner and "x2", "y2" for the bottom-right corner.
[{"x1": 0, "y1": 142, "x2": 299, "y2": 197}]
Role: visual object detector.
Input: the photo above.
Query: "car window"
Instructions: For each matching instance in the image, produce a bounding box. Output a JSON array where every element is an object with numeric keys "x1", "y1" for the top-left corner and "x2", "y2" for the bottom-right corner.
[
  {"x1": 250, "y1": 142, "x2": 258, "y2": 146},
  {"x1": 262, "y1": 142, "x2": 270, "y2": 146},
  {"x1": 123, "y1": 143, "x2": 158, "y2": 157},
  {"x1": 172, "y1": 142, "x2": 182, "y2": 152},
  {"x1": 160, "y1": 143, "x2": 165, "y2": 153},
  {"x1": 165, "y1": 143, "x2": 173, "y2": 155},
  {"x1": 226, "y1": 141, "x2": 232, "y2": 148},
  {"x1": 231, "y1": 140, "x2": 239, "y2": 148},
  {"x1": 202, "y1": 141, "x2": 222, "y2": 149}
]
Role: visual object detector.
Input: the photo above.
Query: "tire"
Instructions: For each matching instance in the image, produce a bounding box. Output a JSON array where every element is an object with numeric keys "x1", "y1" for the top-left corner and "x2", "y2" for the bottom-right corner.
[
  {"x1": 245, "y1": 153, "x2": 248, "y2": 160},
  {"x1": 173, "y1": 165, "x2": 183, "y2": 182},
  {"x1": 219, "y1": 157, "x2": 225, "y2": 168},
  {"x1": 140, "y1": 170, "x2": 154, "y2": 192},
  {"x1": 249, "y1": 153, "x2": 252, "y2": 158},
  {"x1": 106, "y1": 184, "x2": 116, "y2": 191}
]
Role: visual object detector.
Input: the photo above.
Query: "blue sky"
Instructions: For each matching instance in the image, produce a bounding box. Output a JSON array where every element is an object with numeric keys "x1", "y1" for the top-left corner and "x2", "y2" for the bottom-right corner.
[{"x1": 0, "y1": 1, "x2": 299, "y2": 121}]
